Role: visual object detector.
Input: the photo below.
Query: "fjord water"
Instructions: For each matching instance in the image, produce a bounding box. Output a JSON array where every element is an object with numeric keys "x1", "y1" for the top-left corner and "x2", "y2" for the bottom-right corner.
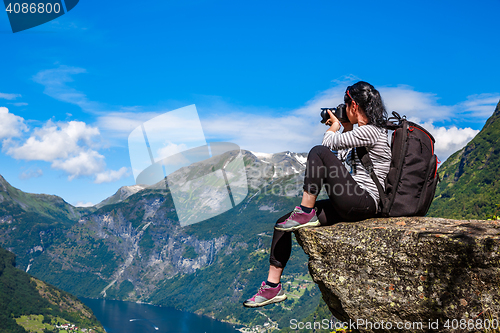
[{"x1": 81, "y1": 298, "x2": 239, "y2": 333}]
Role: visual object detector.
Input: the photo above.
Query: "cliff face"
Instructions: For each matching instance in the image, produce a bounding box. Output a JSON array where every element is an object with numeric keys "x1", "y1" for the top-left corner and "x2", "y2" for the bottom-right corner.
[{"x1": 295, "y1": 217, "x2": 500, "y2": 333}]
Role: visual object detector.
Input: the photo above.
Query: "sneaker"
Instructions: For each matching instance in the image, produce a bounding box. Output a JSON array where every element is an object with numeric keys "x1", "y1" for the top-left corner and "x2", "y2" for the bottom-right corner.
[
  {"x1": 243, "y1": 281, "x2": 287, "y2": 308},
  {"x1": 274, "y1": 206, "x2": 320, "y2": 231}
]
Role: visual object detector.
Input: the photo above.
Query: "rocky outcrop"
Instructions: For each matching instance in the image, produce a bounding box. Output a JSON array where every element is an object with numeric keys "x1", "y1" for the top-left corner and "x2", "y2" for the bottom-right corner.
[{"x1": 295, "y1": 217, "x2": 500, "y2": 332}]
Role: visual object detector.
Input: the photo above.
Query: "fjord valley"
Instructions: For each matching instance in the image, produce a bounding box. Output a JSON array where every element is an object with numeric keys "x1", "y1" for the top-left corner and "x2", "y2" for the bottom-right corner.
[{"x1": 0, "y1": 150, "x2": 324, "y2": 329}]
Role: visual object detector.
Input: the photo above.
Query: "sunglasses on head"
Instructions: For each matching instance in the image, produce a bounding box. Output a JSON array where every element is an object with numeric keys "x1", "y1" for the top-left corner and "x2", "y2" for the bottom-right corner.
[{"x1": 346, "y1": 87, "x2": 356, "y2": 105}]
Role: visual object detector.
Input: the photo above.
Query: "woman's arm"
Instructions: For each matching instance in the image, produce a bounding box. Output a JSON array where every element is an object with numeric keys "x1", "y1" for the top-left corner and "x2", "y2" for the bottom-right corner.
[
  {"x1": 325, "y1": 109, "x2": 353, "y2": 133},
  {"x1": 324, "y1": 109, "x2": 341, "y2": 133},
  {"x1": 322, "y1": 125, "x2": 381, "y2": 151}
]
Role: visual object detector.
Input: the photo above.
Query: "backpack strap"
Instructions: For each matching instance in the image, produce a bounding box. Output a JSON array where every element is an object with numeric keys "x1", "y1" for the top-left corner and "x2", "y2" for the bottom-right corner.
[
  {"x1": 388, "y1": 111, "x2": 402, "y2": 123},
  {"x1": 356, "y1": 146, "x2": 386, "y2": 212},
  {"x1": 386, "y1": 111, "x2": 403, "y2": 130}
]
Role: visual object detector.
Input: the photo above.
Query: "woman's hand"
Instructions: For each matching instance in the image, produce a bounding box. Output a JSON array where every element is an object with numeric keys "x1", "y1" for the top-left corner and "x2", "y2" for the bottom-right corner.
[{"x1": 325, "y1": 110, "x2": 341, "y2": 132}]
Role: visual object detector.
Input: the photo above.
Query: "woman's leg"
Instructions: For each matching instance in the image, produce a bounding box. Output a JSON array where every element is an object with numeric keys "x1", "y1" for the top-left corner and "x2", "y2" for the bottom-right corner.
[
  {"x1": 300, "y1": 190, "x2": 317, "y2": 209},
  {"x1": 303, "y1": 145, "x2": 376, "y2": 221},
  {"x1": 269, "y1": 212, "x2": 292, "y2": 272},
  {"x1": 245, "y1": 146, "x2": 375, "y2": 307},
  {"x1": 313, "y1": 146, "x2": 376, "y2": 220},
  {"x1": 243, "y1": 212, "x2": 291, "y2": 308},
  {"x1": 276, "y1": 145, "x2": 371, "y2": 231},
  {"x1": 267, "y1": 265, "x2": 283, "y2": 284},
  {"x1": 268, "y1": 200, "x2": 343, "y2": 282},
  {"x1": 303, "y1": 145, "x2": 347, "y2": 199},
  {"x1": 243, "y1": 200, "x2": 343, "y2": 307}
]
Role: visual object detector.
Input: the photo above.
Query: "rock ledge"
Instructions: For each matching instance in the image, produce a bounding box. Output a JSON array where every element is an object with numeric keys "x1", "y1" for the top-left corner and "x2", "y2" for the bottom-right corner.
[{"x1": 295, "y1": 217, "x2": 500, "y2": 332}]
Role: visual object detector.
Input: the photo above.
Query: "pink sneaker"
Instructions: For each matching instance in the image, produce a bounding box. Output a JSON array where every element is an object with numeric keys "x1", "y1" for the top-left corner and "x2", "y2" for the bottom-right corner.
[
  {"x1": 243, "y1": 281, "x2": 287, "y2": 308},
  {"x1": 274, "y1": 206, "x2": 320, "y2": 231}
]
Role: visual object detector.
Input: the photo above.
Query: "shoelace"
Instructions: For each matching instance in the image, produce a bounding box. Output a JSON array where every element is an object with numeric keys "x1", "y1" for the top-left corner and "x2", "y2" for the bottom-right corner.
[
  {"x1": 257, "y1": 285, "x2": 268, "y2": 295},
  {"x1": 289, "y1": 207, "x2": 301, "y2": 218},
  {"x1": 278, "y1": 209, "x2": 299, "y2": 225}
]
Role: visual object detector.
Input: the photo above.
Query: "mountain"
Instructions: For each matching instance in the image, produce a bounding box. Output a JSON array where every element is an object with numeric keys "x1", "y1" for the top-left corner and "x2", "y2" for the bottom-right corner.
[
  {"x1": 249, "y1": 151, "x2": 308, "y2": 178},
  {"x1": 428, "y1": 100, "x2": 500, "y2": 219},
  {"x1": 94, "y1": 150, "x2": 308, "y2": 210},
  {"x1": 0, "y1": 246, "x2": 105, "y2": 333},
  {"x1": 0, "y1": 150, "x2": 321, "y2": 329},
  {"x1": 0, "y1": 175, "x2": 88, "y2": 220},
  {"x1": 95, "y1": 184, "x2": 146, "y2": 208},
  {"x1": 0, "y1": 175, "x2": 93, "y2": 270}
]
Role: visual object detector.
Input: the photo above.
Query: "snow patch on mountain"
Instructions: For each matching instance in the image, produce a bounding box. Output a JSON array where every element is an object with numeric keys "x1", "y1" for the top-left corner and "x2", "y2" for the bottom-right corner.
[
  {"x1": 293, "y1": 153, "x2": 307, "y2": 166},
  {"x1": 249, "y1": 151, "x2": 274, "y2": 160}
]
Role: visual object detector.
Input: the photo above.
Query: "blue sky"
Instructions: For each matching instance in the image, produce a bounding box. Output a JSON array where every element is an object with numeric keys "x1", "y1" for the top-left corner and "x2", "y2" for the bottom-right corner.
[{"x1": 0, "y1": 0, "x2": 499, "y2": 206}]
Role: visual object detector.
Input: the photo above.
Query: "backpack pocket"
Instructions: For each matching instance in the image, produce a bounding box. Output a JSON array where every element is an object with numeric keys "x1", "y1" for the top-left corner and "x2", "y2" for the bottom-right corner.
[
  {"x1": 390, "y1": 137, "x2": 428, "y2": 215},
  {"x1": 415, "y1": 155, "x2": 439, "y2": 216}
]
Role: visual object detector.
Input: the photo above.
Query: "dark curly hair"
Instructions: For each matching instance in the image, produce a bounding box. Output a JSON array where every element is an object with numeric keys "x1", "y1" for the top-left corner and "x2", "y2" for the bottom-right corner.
[{"x1": 344, "y1": 81, "x2": 387, "y2": 128}]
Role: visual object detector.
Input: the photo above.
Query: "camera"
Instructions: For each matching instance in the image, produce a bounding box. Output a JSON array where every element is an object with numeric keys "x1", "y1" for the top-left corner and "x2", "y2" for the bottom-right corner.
[{"x1": 320, "y1": 104, "x2": 349, "y2": 123}]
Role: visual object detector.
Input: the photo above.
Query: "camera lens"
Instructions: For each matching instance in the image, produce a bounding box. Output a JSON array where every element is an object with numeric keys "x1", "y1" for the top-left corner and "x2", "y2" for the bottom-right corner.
[{"x1": 320, "y1": 110, "x2": 329, "y2": 123}]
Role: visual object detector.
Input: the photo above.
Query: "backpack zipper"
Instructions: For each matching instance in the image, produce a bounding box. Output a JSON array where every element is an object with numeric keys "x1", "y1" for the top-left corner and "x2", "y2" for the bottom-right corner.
[{"x1": 387, "y1": 120, "x2": 409, "y2": 215}]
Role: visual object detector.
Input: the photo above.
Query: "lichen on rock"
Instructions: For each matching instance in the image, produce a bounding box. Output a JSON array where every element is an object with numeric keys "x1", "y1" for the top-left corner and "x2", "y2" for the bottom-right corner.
[{"x1": 294, "y1": 217, "x2": 500, "y2": 332}]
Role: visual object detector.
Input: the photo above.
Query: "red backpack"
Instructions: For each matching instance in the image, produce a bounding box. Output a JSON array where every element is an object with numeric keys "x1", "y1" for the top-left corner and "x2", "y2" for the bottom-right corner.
[{"x1": 357, "y1": 112, "x2": 440, "y2": 217}]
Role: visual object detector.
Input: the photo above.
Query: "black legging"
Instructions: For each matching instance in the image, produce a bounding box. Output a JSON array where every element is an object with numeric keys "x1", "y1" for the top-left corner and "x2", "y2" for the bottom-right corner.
[{"x1": 270, "y1": 145, "x2": 377, "y2": 268}]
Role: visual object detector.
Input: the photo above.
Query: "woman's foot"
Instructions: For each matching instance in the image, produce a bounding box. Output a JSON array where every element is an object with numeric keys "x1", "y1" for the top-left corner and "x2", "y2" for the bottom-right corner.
[
  {"x1": 274, "y1": 206, "x2": 320, "y2": 231},
  {"x1": 243, "y1": 281, "x2": 287, "y2": 308}
]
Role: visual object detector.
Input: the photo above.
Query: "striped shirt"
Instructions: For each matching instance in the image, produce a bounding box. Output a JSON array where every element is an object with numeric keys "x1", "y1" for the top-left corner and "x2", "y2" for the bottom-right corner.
[{"x1": 322, "y1": 125, "x2": 391, "y2": 209}]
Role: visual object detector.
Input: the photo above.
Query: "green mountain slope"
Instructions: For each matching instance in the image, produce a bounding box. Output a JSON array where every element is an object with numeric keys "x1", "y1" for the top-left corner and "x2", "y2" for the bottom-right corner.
[
  {"x1": 428, "y1": 100, "x2": 500, "y2": 219},
  {"x1": 0, "y1": 246, "x2": 105, "y2": 333},
  {"x1": 0, "y1": 175, "x2": 91, "y2": 220},
  {"x1": 0, "y1": 175, "x2": 92, "y2": 269}
]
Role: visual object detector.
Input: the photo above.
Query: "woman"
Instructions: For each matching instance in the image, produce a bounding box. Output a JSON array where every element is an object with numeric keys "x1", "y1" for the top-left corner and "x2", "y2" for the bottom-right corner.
[{"x1": 243, "y1": 81, "x2": 391, "y2": 308}]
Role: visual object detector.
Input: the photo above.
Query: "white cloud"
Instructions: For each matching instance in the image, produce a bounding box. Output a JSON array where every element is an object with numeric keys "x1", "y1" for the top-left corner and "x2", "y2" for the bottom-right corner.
[
  {"x1": 74, "y1": 201, "x2": 95, "y2": 207},
  {"x1": 3, "y1": 116, "x2": 127, "y2": 182},
  {"x1": 157, "y1": 142, "x2": 192, "y2": 168},
  {"x1": 31, "y1": 67, "x2": 497, "y2": 167},
  {"x1": 0, "y1": 107, "x2": 28, "y2": 139},
  {"x1": 157, "y1": 141, "x2": 188, "y2": 160},
  {"x1": 10, "y1": 102, "x2": 28, "y2": 107},
  {"x1": 6, "y1": 120, "x2": 100, "y2": 161},
  {"x1": 32, "y1": 66, "x2": 100, "y2": 111},
  {"x1": 459, "y1": 93, "x2": 500, "y2": 118},
  {"x1": 203, "y1": 113, "x2": 319, "y2": 154},
  {"x1": 200, "y1": 83, "x2": 497, "y2": 164},
  {"x1": 421, "y1": 122, "x2": 479, "y2": 162},
  {"x1": 94, "y1": 167, "x2": 129, "y2": 184},
  {"x1": 0, "y1": 93, "x2": 21, "y2": 100},
  {"x1": 98, "y1": 107, "x2": 208, "y2": 142},
  {"x1": 97, "y1": 112, "x2": 158, "y2": 137},
  {"x1": 19, "y1": 168, "x2": 43, "y2": 180},
  {"x1": 379, "y1": 86, "x2": 454, "y2": 123},
  {"x1": 51, "y1": 150, "x2": 105, "y2": 180}
]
